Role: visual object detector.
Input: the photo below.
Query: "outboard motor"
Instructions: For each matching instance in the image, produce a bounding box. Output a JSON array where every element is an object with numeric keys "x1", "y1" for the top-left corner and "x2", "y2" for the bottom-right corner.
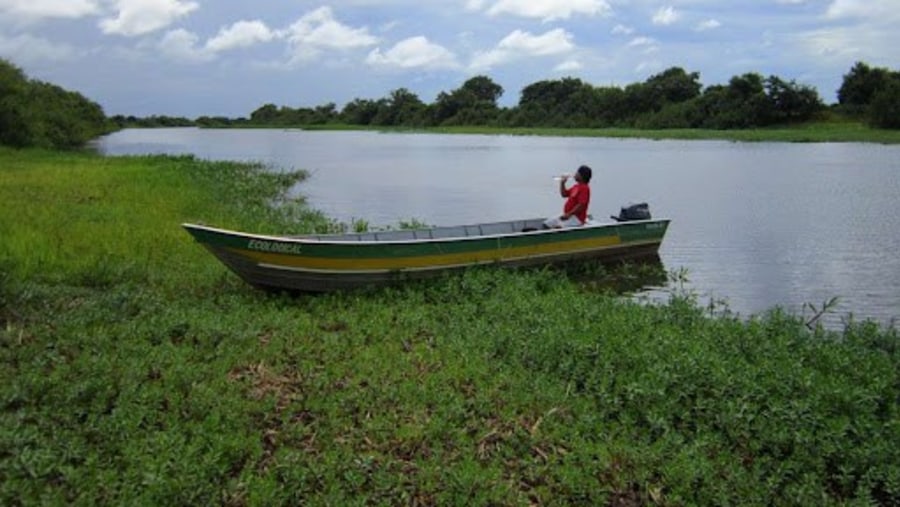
[{"x1": 611, "y1": 202, "x2": 651, "y2": 222}]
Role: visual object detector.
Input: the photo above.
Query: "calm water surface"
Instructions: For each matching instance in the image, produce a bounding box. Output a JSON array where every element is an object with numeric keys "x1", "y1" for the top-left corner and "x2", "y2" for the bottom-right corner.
[{"x1": 94, "y1": 128, "x2": 900, "y2": 328}]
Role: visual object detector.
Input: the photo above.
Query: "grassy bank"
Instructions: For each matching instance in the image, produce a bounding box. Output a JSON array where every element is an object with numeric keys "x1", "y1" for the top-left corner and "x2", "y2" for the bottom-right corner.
[
  {"x1": 296, "y1": 120, "x2": 900, "y2": 144},
  {"x1": 2, "y1": 148, "x2": 898, "y2": 505}
]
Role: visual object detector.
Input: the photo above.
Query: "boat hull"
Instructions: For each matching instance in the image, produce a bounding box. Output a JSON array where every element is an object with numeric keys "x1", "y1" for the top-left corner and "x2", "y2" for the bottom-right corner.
[{"x1": 183, "y1": 218, "x2": 670, "y2": 292}]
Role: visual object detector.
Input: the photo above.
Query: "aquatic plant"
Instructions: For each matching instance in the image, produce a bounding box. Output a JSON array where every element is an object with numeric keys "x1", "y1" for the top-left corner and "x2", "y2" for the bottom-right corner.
[{"x1": 1, "y1": 148, "x2": 897, "y2": 505}]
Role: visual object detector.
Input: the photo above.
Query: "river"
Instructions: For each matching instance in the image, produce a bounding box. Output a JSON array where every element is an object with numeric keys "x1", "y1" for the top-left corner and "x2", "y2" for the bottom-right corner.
[{"x1": 93, "y1": 128, "x2": 900, "y2": 329}]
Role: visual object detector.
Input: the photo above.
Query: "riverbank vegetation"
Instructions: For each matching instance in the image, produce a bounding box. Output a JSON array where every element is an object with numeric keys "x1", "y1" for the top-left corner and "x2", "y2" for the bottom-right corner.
[
  {"x1": 0, "y1": 60, "x2": 113, "y2": 150},
  {"x1": 2, "y1": 148, "x2": 898, "y2": 505},
  {"x1": 304, "y1": 117, "x2": 900, "y2": 144},
  {"x1": 109, "y1": 61, "x2": 900, "y2": 143},
  {"x1": 3, "y1": 55, "x2": 898, "y2": 151},
  {"x1": 248, "y1": 61, "x2": 899, "y2": 132}
]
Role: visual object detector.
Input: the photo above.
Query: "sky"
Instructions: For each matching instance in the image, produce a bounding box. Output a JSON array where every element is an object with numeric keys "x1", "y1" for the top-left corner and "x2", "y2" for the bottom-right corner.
[{"x1": 1, "y1": 0, "x2": 898, "y2": 118}]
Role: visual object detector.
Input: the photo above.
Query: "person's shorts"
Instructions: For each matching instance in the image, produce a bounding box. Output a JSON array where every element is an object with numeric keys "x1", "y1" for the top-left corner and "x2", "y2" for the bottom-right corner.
[{"x1": 543, "y1": 216, "x2": 583, "y2": 228}]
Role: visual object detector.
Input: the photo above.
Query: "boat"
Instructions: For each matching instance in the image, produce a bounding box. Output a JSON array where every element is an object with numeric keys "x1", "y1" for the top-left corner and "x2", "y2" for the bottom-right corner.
[{"x1": 183, "y1": 214, "x2": 670, "y2": 292}]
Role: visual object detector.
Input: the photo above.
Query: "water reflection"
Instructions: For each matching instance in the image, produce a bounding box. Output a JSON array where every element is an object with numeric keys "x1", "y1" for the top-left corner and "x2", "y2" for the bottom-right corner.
[{"x1": 564, "y1": 254, "x2": 669, "y2": 295}]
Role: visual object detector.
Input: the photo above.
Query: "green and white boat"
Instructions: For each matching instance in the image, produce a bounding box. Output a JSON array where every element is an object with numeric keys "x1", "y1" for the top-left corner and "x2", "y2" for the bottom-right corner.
[{"x1": 183, "y1": 216, "x2": 670, "y2": 292}]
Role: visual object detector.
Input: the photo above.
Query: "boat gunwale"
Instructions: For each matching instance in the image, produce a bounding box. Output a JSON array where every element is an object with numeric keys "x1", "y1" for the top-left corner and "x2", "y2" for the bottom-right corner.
[{"x1": 182, "y1": 218, "x2": 670, "y2": 247}]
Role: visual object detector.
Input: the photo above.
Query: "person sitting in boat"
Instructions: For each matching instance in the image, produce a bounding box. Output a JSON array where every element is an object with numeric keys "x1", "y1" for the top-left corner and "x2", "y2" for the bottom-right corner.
[{"x1": 544, "y1": 165, "x2": 592, "y2": 228}]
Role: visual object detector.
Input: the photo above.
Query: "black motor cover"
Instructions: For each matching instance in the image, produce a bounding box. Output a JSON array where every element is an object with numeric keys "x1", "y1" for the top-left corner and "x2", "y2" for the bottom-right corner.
[{"x1": 611, "y1": 202, "x2": 651, "y2": 221}]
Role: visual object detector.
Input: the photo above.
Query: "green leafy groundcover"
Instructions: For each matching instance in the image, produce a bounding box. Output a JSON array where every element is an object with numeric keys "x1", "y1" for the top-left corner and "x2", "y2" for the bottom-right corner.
[{"x1": 1, "y1": 149, "x2": 898, "y2": 505}]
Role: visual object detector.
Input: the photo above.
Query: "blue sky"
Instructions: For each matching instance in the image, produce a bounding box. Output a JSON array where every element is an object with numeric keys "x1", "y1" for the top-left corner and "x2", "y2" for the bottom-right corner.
[{"x1": 1, "y1": 0, "x2": 897, "y2": 117}]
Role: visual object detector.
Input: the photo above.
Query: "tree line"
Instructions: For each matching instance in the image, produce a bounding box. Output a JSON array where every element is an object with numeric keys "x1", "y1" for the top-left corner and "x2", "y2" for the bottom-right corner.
[
  {"x1": 243, "y1": 62, "x2": 900, "y2": 130},
  {"x1": 2, "y1": 57, "x2": 899, "y2": 151},
  {"x1": 0, "y1": 59, "x2": 113, "y2": 149},
  {"x1": 245, "y1": 68, "x2": 825, "y2": 130}
]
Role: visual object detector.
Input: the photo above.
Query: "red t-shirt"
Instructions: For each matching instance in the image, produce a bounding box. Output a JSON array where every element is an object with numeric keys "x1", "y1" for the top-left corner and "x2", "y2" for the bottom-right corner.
[{"x1": 563, "y1": 182, "x2": 591, "y2": 223}]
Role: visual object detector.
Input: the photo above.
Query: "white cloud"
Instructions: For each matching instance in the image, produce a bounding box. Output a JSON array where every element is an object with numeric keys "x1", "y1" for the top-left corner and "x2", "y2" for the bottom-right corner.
[
  {"x1": 554, "y1": 59, "x2": 582, "y2": 72},
  {"x1": 366, "y1": 36, "x2": 459, "y2": 69},
  {"x1": 781, "y1": 1, "x2": 900, "y2": 70},
  {"x1": 696, "y1": 19, "x2": 721, "y2": 31},
  {"x1": 628, "y1": 36, "x2": 656, "y2": 47},
  {"x1": 468, "y1": 49, "x2": 507, "y2": 71},
  {"x1": 470, "y1": 28, "x2": 574, "y2": 71},
  {"x1": 0, "y1": 32, "x2": 79, "y2": 62},
  {"x1": 825, "y1": 0, "x2": 862, "y2": 19},
  {"x1": 499, "y1": 28, "x2": 574, "y2": 55},
  {"x1": 284, "y1": 6, "x2": 378, "y2": 62},
  {"x1": 824, "y1": 0, "x2": 899, "y2": 21},
  {"x1": 100, "y1": 0, "x2": 199, "y2": 37},
  {"x1": 0, "y1": 0, "x2": 99, "y2": 20},
  {"x1": 627, "y1": 36, "x2": 659, "y2": 54},
  {"x1": 793, "y1": 24, "x2": 895, "y2": 63},
  {"x1": 611, "y1": 24, "x2": 634, "y2": 35},
  {"x1": 652, "y1": 6, "x2": 679, "y2": 26},
  {"x1": 481, "y1": 0, "x2": 611, "y2": 21},
  {"x1": 379, "y1": 20, "x2": 400, "y2": 33},
  {"x1": 205, "y1": 20, "x2": 275, "y2": 53},
  {"x1": 158, "y1": 28, "x2": 212, "y2": 62}
]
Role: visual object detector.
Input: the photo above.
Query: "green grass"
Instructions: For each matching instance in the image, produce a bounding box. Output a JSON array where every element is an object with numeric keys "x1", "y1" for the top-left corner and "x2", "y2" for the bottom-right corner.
[
  {"x1": 1, "y1": 148, "x2": 898, "y2": 505},
  {"x1": 428, "y1": 120, "x2": 900, "y2": 144},
  {"x1": 267, "y1": 120, "x2": 900, "y2": 144},
  {"x1": 0, "y1": 149, "x2": 333, "y2": 288}
]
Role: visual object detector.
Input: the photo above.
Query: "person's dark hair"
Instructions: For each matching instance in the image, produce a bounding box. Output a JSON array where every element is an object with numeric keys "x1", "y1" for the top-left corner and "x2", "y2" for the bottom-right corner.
[{"x1": 577, "y1": 165, "x2": 592, "y2": 183}]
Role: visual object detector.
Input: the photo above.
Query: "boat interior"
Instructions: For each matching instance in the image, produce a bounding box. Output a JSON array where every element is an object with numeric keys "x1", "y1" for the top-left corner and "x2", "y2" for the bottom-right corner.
[{"x1": 299, "y1": 218, "x2": 607, "y2": 242}]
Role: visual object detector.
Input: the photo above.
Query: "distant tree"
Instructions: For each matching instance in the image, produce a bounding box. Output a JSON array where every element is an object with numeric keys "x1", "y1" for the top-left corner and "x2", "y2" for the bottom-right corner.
[
  {"x1": 764, "y1": 76, "x2": 824, "y2": 123},
  {"x1": 460, "y1": 75, "x2": 504, "y2": 104},
  {"x1": 727, "y1": 72, "x2": 766, "y2": 99},
  {"x1": 836, "y1": 61, "x2": 900, "y2": 127},
  {"x1": 340, "y1": 98, "x2": 381, "y2": 125},
  {"x1": 519, "y1": 78, "x2": 584, "y2": 110},
  {"x1": 313, "y1": 103, "x2": 338, "y2": 124},
  {"x1": 432, "y1": 90, "x2": 463, "y2": 125},
  {"x1": 282, "y1": 106, "x2": 306, "y2": 125},
  {"x1": 433, "y1": 75, "x2": 503, "y2": 126},
  {"x1": 592, "y1": 86, "x2": 628, "y2": 127},
  {"x1": 628, "y1": 67, "x2": 702, "y2": 115},
  {"x1": 129, "y1": 115, "x2": 194, "y2": 127},
  {"x1": 196, "y1": 116, "x2": 239, "y2": 127},
  {"x1": 0, "y1": 59, "x2": 31, "y2": 146},
  {"x1": 648, "y1": 67, "x2": 703, "y2": 103},
  {"x1": 672, "y1": 72, "x2": 823, "y2": 129},
  {"x1": 516, "y1": 77, "x2": 596, "y2": 126},
  {"x1": 868, "y1": 78, "x2": 900, "y2": 129},
  {"x1": 151, "y1": 115, "x2": 193, "y2": 127},
  {"x1": 0, "y1": 61, "x2": 110, "y2": 149},
  {"x1": 837, "y1": 61, "x2": 892, "y2": 109},
  {"x1": 633, "y1": 100, "x2": 696, "y2": 129},
  {"x1": 700, "y1": 73, "x2": 769, "y2": 128},
  {"x1": 61, "y1": 88, "x2": 105, "y2": 143},
  {"x1": 371, "y1": 88, "x2": 426, "y2": 126},
  {"x1": 250, "y1": 103, "x2": 279, "y2": 124},
  {"x1": 0, "y1": 59, "x2": 25, "y2": 95}
]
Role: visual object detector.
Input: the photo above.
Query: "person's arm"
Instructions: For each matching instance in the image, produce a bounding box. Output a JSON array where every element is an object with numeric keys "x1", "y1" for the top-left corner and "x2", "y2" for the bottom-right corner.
[
  {"x1": 558, "y1": 176, "x2": 569, "y2": 198},
  {"x1": 561, "y1": 202, "x2": 584, "y2": 220}
]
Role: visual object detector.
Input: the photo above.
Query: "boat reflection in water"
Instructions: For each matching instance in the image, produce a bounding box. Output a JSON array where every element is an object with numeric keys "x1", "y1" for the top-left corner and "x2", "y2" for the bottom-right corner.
[{"x1": 564, "y1": 253, "x2": 669, "y2": 296}]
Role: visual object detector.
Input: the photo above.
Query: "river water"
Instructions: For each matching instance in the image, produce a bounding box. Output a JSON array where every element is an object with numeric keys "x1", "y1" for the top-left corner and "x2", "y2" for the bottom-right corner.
[{"x1": 93, "y1": 128, "x2": 900, "y2": 329}]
